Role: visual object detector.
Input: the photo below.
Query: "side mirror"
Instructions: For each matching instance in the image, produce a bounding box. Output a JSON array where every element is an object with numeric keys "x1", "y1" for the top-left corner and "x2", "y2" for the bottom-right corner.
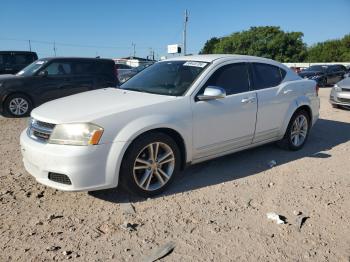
[
  {"x1": 38, "y1": 70, "x2": 48, "y2": 77},
  {"x1": 197, "y1": 86, "x2": 226, "y2": 101}
]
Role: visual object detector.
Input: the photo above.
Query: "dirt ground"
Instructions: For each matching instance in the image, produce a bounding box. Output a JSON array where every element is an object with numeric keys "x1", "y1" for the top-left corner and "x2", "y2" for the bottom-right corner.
[{"x1": 0, "y1": 88, "x2": 349, "y2": 261}]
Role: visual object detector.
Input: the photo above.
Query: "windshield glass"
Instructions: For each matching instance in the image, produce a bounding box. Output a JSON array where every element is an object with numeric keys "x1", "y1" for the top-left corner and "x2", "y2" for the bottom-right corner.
[
  {"x1": 16, "y1": 60, "x2": 48, "y2": 76},
  {"x1": 121, "y1": 61, "x2": 209, "y2": 96},
  {"x1": 304, "y1": 65, "x2": 327, "y2": 72}
]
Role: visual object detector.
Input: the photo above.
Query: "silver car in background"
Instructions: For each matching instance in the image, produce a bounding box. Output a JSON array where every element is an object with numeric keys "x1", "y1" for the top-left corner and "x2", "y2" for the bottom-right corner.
[{"x1": 330, "y1": 77, "x2": 350, "y2": 108}]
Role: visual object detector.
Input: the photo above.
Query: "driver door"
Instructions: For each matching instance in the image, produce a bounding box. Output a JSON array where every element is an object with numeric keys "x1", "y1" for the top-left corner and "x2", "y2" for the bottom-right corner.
[{"x1": 191, "y1": 62, "x2": 257, "y2": 160}]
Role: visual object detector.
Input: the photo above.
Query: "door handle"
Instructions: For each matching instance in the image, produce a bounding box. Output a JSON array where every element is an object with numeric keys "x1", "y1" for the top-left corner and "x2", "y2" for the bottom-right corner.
[
  {"x1": 241, "y1": 97, "x2": 256, "y2": 103},
  {"x1": 283, "y1": 89, "x2": 293, "y2": 95}
]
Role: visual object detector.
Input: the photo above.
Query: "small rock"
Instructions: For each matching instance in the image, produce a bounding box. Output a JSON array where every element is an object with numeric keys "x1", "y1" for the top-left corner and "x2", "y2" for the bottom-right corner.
[
  {"x1": 24, "y1": 248, "x2": 30, "y2": 252},
  {"x1": 268, "y1": 160, "x2": 277, "y2": 168},
  {"x1": 46, "y1": 245, "x2": 61, "y2": 252},
  {"x1": 293, "y1": 210, "x2": 302, "y2": 216},
  {"x1": 119, "y1": 222, "x2": 138, "y2": 232},
  {"x1": 47, "y1": 214, "x2": 63, "y2": 221},
  {"x1": 35, "y1": 221, "x2": 43, "y2": 226},
  {"x1": 296, "y1": 214, "x2": 309, "y2": 231},
  {"x1": 268, "y1": 182, "x2": 275, "y2": 187},
  {"x1": 36, "y1": 191, "x2": 45, "y2": 198},
  {"x1": 25, "y1": 192, "x2": 32, "y2": 198},
  {"x1": 142, "y1": 241, "x2": 176, "y2": 262},
  {"x1": 266, "y1": 212, "x2": 286, "y2": 224},
  {"x1": 62, "y1": 251, "x2": 72, "y2": 256}
]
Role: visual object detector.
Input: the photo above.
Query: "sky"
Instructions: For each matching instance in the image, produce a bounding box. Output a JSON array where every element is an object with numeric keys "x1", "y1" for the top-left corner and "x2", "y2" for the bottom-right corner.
[{"x1": 1, "y1": 0, "x2": 349, "y2": 60}]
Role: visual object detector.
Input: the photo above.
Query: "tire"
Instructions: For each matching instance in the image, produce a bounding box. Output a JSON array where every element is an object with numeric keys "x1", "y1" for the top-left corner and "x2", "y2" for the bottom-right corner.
[
  {"x1": 332, "y1": 104, "x2": 339, "y2": 109},
  {"x1": 120, "y1": 132, "x2": 181, "y2": 197},
  {"x1": 277, "y1": 110, "x2": 310, "y2": 151},
  {"x1": 4, "y1": 93, "x2": 32, "y2": 117}
]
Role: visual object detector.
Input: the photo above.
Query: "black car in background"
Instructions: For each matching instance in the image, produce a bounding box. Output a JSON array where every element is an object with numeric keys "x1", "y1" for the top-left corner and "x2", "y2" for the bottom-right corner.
[
  {"x1": 0, "y1": 57, "x2": 117, "y2": 117},
  {"x1": 298, "y1": 64, "x2": 346, "y2": 86},
  {"x1": 0, "y1": 51, "x2": 38, "y2": 75}
]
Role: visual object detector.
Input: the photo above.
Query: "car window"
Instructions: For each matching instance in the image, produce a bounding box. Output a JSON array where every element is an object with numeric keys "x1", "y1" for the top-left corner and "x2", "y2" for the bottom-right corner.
[
  {"x1": 201, "y1": 63, "x2": 250, "y2": 96},
  {"x1": 72, "y1": 61, "x2": 95, "y2": 74},
  {"x1": 0, "y1": 54, "x2": 13, "y2": 66},
  {"x1": 44, "y1": 62, "x2": 72, "y2": 75},
  {"x1": 252, "y1": 63, "x2": 284, "y2": 90},
  {"x1": 13, "y1": 54, "x2": 34, "y2": 65}
]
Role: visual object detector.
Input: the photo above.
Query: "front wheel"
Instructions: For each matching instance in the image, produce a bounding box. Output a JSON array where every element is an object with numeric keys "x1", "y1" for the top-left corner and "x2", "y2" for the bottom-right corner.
[
  {"x1": 4, "y1": 94, "x2": 32, "y2": 117},
  {"x1": 120, "y1": 132, "x2": 181, "y2": 197},
  {"x1": 278, "y1": 110, "x2": 310, "y2": 151}
]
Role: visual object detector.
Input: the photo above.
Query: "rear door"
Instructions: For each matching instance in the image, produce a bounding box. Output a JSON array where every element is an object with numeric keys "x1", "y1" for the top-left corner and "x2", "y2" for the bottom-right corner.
[
  {"x1": 251, "y1": 62, "x2": 295, "y2": 143},
  {"x1": 191, "y1": 62, "x2": 258, "y2": 159},
  {"x1": 93, "y1": 61, "x2": 117, "y2": 88}
]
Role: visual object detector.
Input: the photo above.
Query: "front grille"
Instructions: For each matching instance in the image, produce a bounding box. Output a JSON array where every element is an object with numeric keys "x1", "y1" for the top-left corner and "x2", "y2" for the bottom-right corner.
[
  {"x1": 338, "y1": 98, "x2": 350, "y2": 103},
  {"x1": 28, "y1": 118, "x2": 55, "y2": 142},
  {"x1": 48, "y1": 172, "x2": 72, "y2": 185},
  {"x1": 341, "y1": 88, "x2": 350, "y2": 92}
]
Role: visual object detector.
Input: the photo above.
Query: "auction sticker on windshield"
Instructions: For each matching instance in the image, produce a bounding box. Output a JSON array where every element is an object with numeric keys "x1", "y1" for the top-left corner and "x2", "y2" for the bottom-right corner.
[{"x1": 183, "y1": 61, "x2": 208, "y2": 68}]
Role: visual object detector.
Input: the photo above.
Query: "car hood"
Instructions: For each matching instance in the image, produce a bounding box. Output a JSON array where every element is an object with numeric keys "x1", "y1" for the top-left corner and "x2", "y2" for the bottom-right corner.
[
  {"x1": 337, "y1": 77, "x2": 350, "y2": 90},
  {"x1": 0, "y1": 74, "x2": 18, "y2": 81},
  {"x1": 299, "y1": 71, "x2": 323, "y2": 77},
  {"x1": 31, "y1": 88, "x2": 178, "y2": 124}
]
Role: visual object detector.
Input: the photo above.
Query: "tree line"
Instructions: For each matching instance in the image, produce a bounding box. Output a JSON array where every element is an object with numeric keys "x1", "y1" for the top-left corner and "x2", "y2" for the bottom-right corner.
[{"x1": 199, "y1": 26, "x2": 350, "y2": 62}]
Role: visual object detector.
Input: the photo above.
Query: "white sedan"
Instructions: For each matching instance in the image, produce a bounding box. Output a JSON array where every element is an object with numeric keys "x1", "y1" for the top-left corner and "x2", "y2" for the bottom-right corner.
[{"x1": 20, "y1": 55, "x2": 320, "y2": 197}]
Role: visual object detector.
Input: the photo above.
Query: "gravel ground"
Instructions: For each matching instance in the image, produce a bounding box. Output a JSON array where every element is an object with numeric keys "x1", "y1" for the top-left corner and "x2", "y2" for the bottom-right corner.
[{"x1": 0, "y1": 88, "x2": 349, "y2": 261}]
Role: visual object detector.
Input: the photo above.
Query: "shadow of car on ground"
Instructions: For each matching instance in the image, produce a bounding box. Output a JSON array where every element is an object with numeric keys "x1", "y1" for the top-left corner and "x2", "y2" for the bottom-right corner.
[{"x1": 89, "y1": 118, "x2": 350, "y2": 203}]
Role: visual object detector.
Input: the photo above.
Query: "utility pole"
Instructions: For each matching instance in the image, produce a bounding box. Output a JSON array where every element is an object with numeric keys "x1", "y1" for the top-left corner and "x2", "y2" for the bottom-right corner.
[
  {"x1": 28, "y1": 40, "x2": 32, "y2": 51},
  {"x1": 131, "y1": 42, "x2": 136, "y2": 58},
  {"x1": 183, "y1": 9, "x2": 188, "y2": 56},
  {"x1": 53, "y1": 41, "x2": 57, "y2": 56}
]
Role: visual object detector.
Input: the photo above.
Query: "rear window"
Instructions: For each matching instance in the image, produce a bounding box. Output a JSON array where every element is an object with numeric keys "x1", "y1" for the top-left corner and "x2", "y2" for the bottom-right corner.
[
  {"x1": 70, "y1": 61, "x2": 113, "y2": 75},
  {"x1": 13, "y1": 54, "x2": 35, "y2": 65},
  {"x1": 252, "y1": 63, "x2": 285, "y2": 90}
]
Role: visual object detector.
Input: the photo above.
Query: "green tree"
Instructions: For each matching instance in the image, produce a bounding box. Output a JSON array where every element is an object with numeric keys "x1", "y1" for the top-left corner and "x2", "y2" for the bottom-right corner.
[
  {"x1": 307, "y1": 34, "x2": 350, "y2": 62},
  {"x1": 199, "y1": 37, "x2": 220, "y2": 54},
  {"x1": 199, "y1": 26, "x2": 307, "y2": 62}
]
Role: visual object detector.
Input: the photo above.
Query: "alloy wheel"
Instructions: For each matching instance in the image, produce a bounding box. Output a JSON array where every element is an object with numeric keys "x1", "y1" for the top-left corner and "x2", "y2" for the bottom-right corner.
[
  {"x1": 133, "y1": 142, "x2": 175, "y2": 191},
  {"x1": 290, "y1": 115, "x2": 308, "y2": 147},
  {"x1": 8, "y1": 97, "x2": 29, "y2": 116}
]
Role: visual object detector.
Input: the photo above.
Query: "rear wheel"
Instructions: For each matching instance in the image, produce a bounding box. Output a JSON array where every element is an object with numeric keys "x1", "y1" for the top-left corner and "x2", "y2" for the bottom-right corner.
[
  {"x1": 278, "y1": 110, "x2": 310, "y2": 151},
  {"x1": 4, "y1": 93, "x2": 32, "y2": 117},
  {"x1": 120, "y1": 132, "x2": 181, "y2": 197}
]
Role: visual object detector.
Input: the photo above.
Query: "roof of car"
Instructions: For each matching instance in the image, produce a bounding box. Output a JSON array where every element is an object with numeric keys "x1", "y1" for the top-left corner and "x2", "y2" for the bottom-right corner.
[
  {"x1": 165, "y1": 54, "x2": 277, "y2": 63},
  {"x1": 0, "y1": 51, "x2": 37, "y2": 54},
  {"x1": 39, "y1": 57, "x2": 114, "y2": 62}
]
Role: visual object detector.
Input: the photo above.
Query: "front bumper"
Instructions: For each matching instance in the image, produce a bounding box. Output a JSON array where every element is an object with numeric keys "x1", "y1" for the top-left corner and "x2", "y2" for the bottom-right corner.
[
  {"x1": 20, "y1": 129, "x2": 124, "y2": 191},
  {"x1": 329, "y1": 89, "x2": 350, "y2": 106}
]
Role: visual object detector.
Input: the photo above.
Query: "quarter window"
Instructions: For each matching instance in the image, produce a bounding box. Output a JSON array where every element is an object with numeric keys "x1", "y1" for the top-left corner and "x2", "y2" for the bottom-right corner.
[
  {"x1": 202, "y1": 63, "x2": 250, "y2": 95},
  {"x1": 252, "y1": 63, "x2": 285, "y2": 90}
]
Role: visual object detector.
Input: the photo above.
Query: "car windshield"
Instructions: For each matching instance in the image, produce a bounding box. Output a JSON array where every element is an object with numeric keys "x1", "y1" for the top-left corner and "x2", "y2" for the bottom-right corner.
[
  {"x1": 120, "y1": 61, "x2": 209, "y2": 96},
  {"x1": 16, "y1": 60, "x2": 48, "y2": 76},
  {"x1": 304, "y1": 65, "x2": 327, "y2": 72}
]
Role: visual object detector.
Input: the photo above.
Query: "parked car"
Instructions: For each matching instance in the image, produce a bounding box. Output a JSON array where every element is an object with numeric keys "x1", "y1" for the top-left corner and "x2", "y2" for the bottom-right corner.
[
  {"x1": 118, "y1": 63, "x2": 152, "y2": 83},
  {"x1": 0, "y1": 51, "x2": 38, "y2": 75},
  {"x1": 298, "y1": 64, "x2": 346, "y2": 86},
  {"x1": 0, "y1": 57, "x2": 117, "y2": 117},
  {"x1": 115, "y1": 63, "x2": 133, "y2": 81},
  {"x1": 330, "y1": 76, "x2": 350, "y2": 108},
  {"x1": 20, "y1": 54, "x2": 319, "y2": 197}
]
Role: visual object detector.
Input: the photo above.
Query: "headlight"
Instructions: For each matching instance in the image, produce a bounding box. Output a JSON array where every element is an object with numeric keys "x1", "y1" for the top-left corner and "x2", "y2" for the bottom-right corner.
[
  {"x1": 333, "y1": 84, "x2": 341, "y2": 92},
  {"x1": 48, "y1": 123, "x2": 104, "y2": 146}
]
